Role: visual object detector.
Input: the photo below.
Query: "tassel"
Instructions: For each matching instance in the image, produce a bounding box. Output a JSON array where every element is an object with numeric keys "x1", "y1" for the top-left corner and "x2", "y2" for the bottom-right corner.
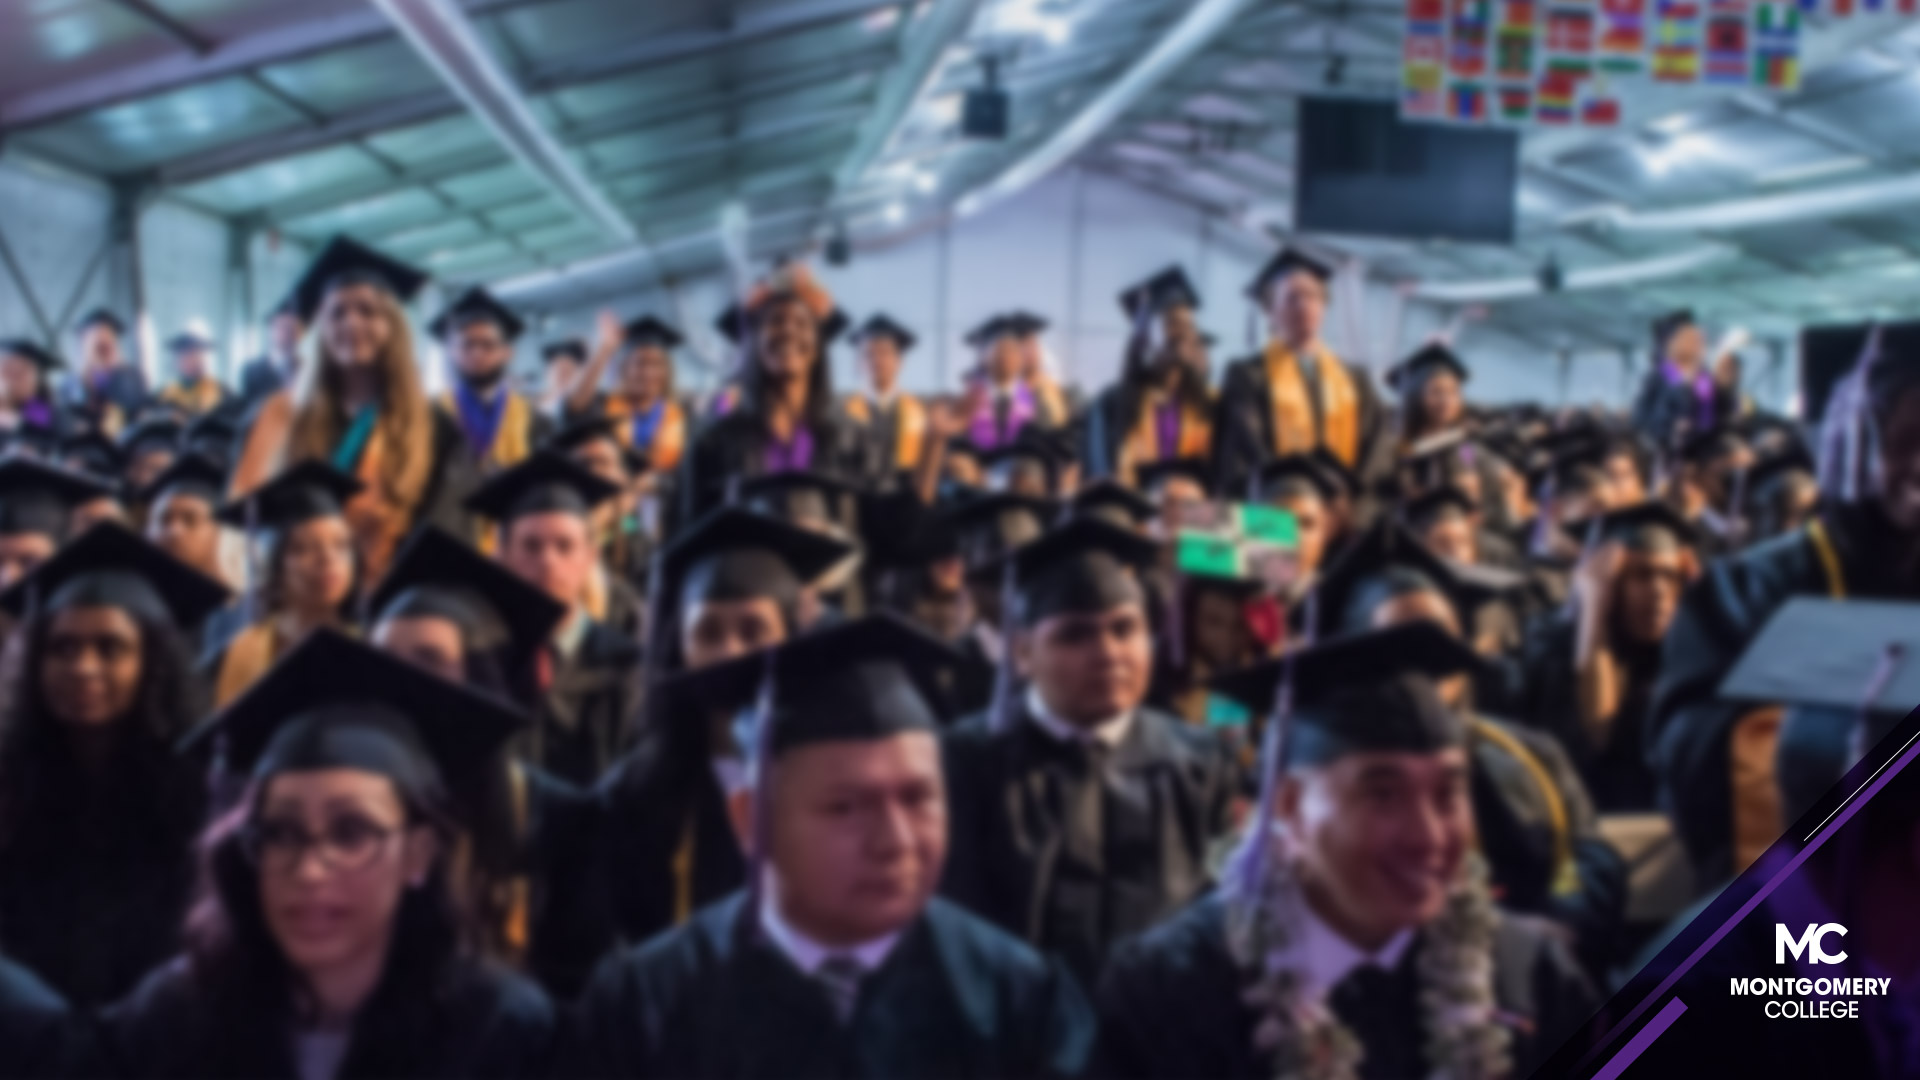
[
  {"x1": 1224, "y1": 591, "x2": 1316, "y2": 902},
  {"x1": 988, "y1": 559, "x2": 1019, "y2": 734},
  {"x1": 745, "y1": 649, "x2": 779, "y2": 934}
]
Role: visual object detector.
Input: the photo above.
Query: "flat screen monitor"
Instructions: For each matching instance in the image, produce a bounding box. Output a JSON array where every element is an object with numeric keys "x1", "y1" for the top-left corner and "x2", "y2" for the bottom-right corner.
[{"x1": 1293, "y1": 96, "x2": 1518, "y2": 244}]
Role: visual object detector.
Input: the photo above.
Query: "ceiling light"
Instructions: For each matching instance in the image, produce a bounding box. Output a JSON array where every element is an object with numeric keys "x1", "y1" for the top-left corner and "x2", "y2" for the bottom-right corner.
[
  {"x1": 885, "y1": 201, "x2": 907, "y2": 224},
  {"x1": 913, "y1": 170, "x2": 938, "y2": 194},
  {"x1": 863, "y1": 6, "x2": 902, "y2": 33}
]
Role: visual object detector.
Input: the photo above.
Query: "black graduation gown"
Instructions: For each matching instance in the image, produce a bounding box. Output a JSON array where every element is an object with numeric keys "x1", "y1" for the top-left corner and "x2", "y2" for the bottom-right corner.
[
  {"x1": 1630, "y1": 365, "x2": 1738, "y2": 449},
  {"x1": 0, "y1": 954, "x2": 87, "y2": 1080},
  {"x1": 1517, "y1": 615, "x2": 1663, "y2": 813},
  {"x1": 533, "y1": 620, "x2": 642, "y2": 787},
  {"x1": 1651, "y1": 500, "x2": 1920, "y2": 883},
  {"x1": 596, "y1": 721, "x2": 745, "y2": 946},
  {"x1": 100, "y1": 956, "x2": 555, "y2": 1079},
  {"x1": 1210, "y1": 349, "x2": 1394, "y2": 515},
  {"x1": 1092, "y1": 892, "x2": 1599, "y2": 1080},
  {"x1": 517, "y1": 766, "x2": 616, "y2": 1000},
  {"x1": 939, "y1": 705, "x2": 1240, "y2": 986},
  {"x1": 561, "y1": 892, "x2": 1094, "y2": 1079},
  {"x1": 672, "y1": 404, "x2": 884, "y2": 536}
]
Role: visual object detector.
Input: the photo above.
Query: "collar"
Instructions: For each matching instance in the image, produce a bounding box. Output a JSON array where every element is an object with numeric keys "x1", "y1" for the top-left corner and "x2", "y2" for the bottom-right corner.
[
  {"x1": 759, "y1": 883, "x2": 900, "y2": 977},
  {"x1": 1275, "y1": 898, "x2": 1415, "y2": 1001},
  {"x1": 1025, "y1": 686, "x2": 1133, "y2": 748},
  {"x1": 553, "y1": 607, "x2": 590, "y2": 659},
  {"x1": 870, "y1": 387, "x2": 900, "y2": 409}
]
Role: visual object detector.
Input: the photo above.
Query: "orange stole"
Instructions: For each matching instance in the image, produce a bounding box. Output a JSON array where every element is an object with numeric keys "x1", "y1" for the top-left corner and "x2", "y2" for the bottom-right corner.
[
  {"x1": 844, "y1": 392, "x2": 927, "y2": 470},
  {"x1": 437, "y1": 390, "x2": 535, "y2": 473},
  {"x1": 1120, "y1": 391, "x2": 1212, "y2": 473},
  {"x1": 604, "y1": 396, "x2": 686, "y2": 473},
  {"x1": 1261, "y1": 342, "x2": 1360, "y2": 466},
  {"x1": 212, "y1": 622, "x2": 281, "y2": 709}
]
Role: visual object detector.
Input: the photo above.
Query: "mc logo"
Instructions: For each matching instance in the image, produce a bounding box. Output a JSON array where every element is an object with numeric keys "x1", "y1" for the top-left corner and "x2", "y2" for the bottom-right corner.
[{"x1": 1776, "y1": 923, "x2": 1849, "y2": 965}]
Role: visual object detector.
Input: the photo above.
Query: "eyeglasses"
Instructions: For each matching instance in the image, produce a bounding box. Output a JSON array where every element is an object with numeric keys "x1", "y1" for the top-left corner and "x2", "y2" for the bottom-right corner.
[{"x1": 241, "y1": 816, "x2": 401, "y2": 875}]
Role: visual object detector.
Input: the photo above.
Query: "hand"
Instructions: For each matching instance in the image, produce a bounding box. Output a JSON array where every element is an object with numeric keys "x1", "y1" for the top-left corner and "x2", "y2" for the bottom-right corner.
[
  {"x1": 594, "y1": 310, "x2": 624, "y2": 357},
  {"x1": 1572, "y1": 541, "x2": 1623, "y2": 627},
  {"x1": 927, "y1": 398, "x2": 969, "y2": 440},
  {"x1": 1713, "y1": 349, "x2": 1740, "y2": 388}
]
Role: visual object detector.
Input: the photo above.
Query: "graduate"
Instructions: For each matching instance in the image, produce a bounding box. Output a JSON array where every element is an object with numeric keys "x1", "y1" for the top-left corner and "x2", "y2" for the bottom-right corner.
[
  {"x1": 1147, "y1": 571, "x2": 1270, "y2": 737},
  {"x1": 597, "y1": 505, "x2": 851, "y2": 945},
  {"x1": 63, "y1": 309, "x2": 147, "y2": 438},
  {"x1": 230, "y1": 236, "x2": 476, "y2": 585},
  {"x1": 1670, "y1": 425, "x2": 1755, "y2": 556},
  {"x1": 367, "y1": 526, "x2": 610, "y2": 998},
  {"x1": 104, "y1": 630, "x2": 556, "y2": 1078},
  {"x1": 0, "y1": 455, "x2": 113, "y2": 589},
  {"x1": 843, "y1": 314, "x2": 931, "y2": 475},
  {"x1": 1388, "y1": 340, "x2": 1474, "y2": 449},
  {"x1": 1742, "y1": 442, "x2": 1818, "y2": 541},
  {"x1": 0, "y1": 952, "x2": 86, "y2": 1080},
  {"x1": 1631, "y1": 309, "x2": 1740, "y2": 449},
  {"x1": 119, "y1": 414, "x2": 183, "y2": 500},
  {"x1": 960, "y1": 315, "x2": 1065, "y2": 452},
  {"x1": 183, "y1": 412, "x2": 240, "y2": 470},
  {"x1": 678, "y1": 265, "x2": 880, "y2": 526},
  {"x1": 1009, "y1": 312, "x2": 1074, "y2": 426},
  {"x1": 563, "y1": 314, "x2": 689, "y2": 474},
  {"x1": 1253, "y1": 454, "x2": 1346, "y2": 603},
  {"x1": 544, "y1": 416, "x2": 649, "y2": 638},
  {"x1": 0, "y1": 524, "x2": 230, "y2": 1008},
  {"x1": 941, "y1": 516, "x2": 1241, "y2": 985},
  {"x1": 564, "y1": 615, "x2": 1095, "y2": 1079},
  {"x1": 1213, "y1": 249, "x2": 1392, "y2": 510},
  {"x1": 237, "y1": 299, "x2": 305, "y2": 408},
  {"x1": 140, "y1": 454, "x2": 232, "y2": 587},
  {"x1": 0, "y1": 338, "x2": 69, "y2": 445},
  {"x1": 538, "y1": 339, "x2": 587, "y2": 419},
  {"x1": 938, "y1": 490, "x2": 1057, "y2": 716},
  {"x1": 977, "y1": 430, "x2": 1072, "y2": 499},
  {"x1": 1133, "y1": 457, "x2": 1213, "y2": 525},
  {"x1": 465, "y1": 451, "x2": 639, "y2": 786},
  {"x1": 1086, "y1": 267, "x2": 1214, "y2": 483},
  {"x1": 1094, "y1": 622, "x2": 1597, "y2": 1080},
  {"x1": 431, "y1": 287, "x2": 550, "y2": 476},
  {"x1": 153, "y1": 328, "x2": 231, "y2": 419}
]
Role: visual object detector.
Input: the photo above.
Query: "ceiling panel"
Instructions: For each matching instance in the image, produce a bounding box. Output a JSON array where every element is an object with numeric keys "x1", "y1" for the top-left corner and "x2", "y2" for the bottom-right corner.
[
  {"x1": 437, "y1": 162, "x2": 545, "y2": 207},
  {"x1": 255, "y1": 38, "x2": 441, "y2": 117},
  {"x1": 172, "y1": 144, "x2": 387, "y2": 212},
  {"x1": 280, "y1": 187, "x2": 449, "y2": 240},
  {"x1": 363, "y1": 115, "x2": 500, "y2": 168},
  {"x1": 16, "y1": 75, "x2": 306, "y2": 173}
]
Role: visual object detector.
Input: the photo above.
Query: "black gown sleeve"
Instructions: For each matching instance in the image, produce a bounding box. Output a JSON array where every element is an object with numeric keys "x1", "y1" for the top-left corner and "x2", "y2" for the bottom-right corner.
[
  {"x1": 0, "y1": 956, "x2": 88, "y2": 1080},
  {"x1": 417, "y1": 405, "x2": 480, "y2": 540},
  {"x1": 1210, "y1": 359, "x2": 1265, "y2": 499}
]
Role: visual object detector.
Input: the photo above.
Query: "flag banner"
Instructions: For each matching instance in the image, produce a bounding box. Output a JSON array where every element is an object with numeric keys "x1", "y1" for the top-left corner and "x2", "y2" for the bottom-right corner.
[
  {"x1": 1499, "y1": 84, "x2": 1535, "y2": 119},
  {"x1": 1403, "y1": 0, "x2": 1449, "y2": 118},
  {"x1": 1494, "y1": 0, "x2": 1540, "y2": 87},
  {"x1": 1705, "y1": 0, "x2": 1750, "y2": 83},
  {"x1": 1653, "y1": 0, "x2": 1703, "y2": 81},
  {"x1": 1831, "y1": 0, "x2": 1855, "y2": 15},
  {"x1": 1543, "y1": 0, "x2": 1600, "y2": 77},
  {"x1": 1449, "y1": 81, "x2": 1491, "y2": 121},
  {"x1": 1446, "y1": 0, "x2": 1493, "y2": 122},
  {"x1": 1752, "y1": 0, "x2": 1801, "y2": 89},
  {"x1": 1535, "y1": 67, "x2": 1580, "y2": 122},
  {"x1": 1901, "y1": 0, "x2": 1916, "y2": 16},
  {"x1": 1598, "y1": 0, "x2": 1649, "y2": 72},
  {"x1": 1795, "y1": 0, "x2": 1818, "y2": 10},
  {"x1": 1580, "y1": 75, "x2": 1624, "y2": 123}
]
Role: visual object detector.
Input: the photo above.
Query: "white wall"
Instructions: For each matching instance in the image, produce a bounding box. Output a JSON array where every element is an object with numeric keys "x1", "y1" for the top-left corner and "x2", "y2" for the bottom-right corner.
[{"x1": 0, "y1": 156, "x2": 117, "y2": 355}]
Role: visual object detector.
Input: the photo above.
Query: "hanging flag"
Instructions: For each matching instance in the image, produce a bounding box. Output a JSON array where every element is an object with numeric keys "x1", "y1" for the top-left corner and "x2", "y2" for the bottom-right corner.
[
  {"x1": 1598, "y1": 0, "x2": 1649, "y2": 72},
  {"x1": 1581, "y1": 90, "x2": 1623, "y2": 124},
  {"x1": 1449, "y1": 83, "x2": 1491, "y2": 121},
  {"x1": 1499, "y1": 85, "x2": 1534, "y2": 119},
  {"x1": 1535, "y1": 67, "x2": 1579, "y2": 123},
  {"x1": 1403, "y1": 0, "x2": 1449, "y2": 119},
  {"x1": 1752, "y1": 0, "x2": 1801, "y2": 89},
  {"x1": 1900, "y1": 0, "x2": 1916, "y2": 15},
  {"x1": 1494, "y1": 0, "x2": 1540, "y2": 86},
  {"x1": 1863, "y1": 0, "x2": 1885, "y2": 11},
  {"x1": 1653, "y1": 0, "x2": 1703, "y2": 81},
  {"x1": 1447, "y1": 0, "x2": 1493, "y2": 122},
  {"x1": 1542, "y1": 0, "x2": 1599, "y2": 77},
  {"x1": 1831, "y1": 0, "x2": 1855, "y2": 15},
  {"x1": 1705, "y1": 0, "x2": 1750, "y2": 83}
]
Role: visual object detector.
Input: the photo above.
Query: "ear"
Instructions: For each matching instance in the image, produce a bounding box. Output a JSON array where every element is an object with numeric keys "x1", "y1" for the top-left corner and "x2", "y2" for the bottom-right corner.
[
  {"x1": 402, "y1": 826, "x2": 439, "y2": 889},
  {"x1": 1011, "y1": 627, "x2": 1035, "y2": 679},
  {"x1": 725, "y1": 788, "x2": 756, "y2": 857}
]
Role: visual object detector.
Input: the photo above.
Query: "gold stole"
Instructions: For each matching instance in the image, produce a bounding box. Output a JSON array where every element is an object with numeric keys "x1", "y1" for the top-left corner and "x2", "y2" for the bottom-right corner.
[
  {"x1": 158, "y1": 379, "x2": 222, "y2": 416},
  {"x1": 1262, "y1": 342, "x2": 1360, "y2": 466},
  {"x1": 213, "y1": 623, "x2": 281, "y2": 709},
  {"x1": 604, "y1": 396, "x2": 686, "y2": 472},
  {"x1": 846, "y1": 393, "x2": 927, "y2": 470},
  {"x1": 438, "y1": 390, "x2": 535, "y2": 473},
  {"x1": 1120, "y1": 388, "x2": 1213, "y2": 472},
  {"x1": 1031, "y1": 376, "x2": 1069, "y2": 427},
  {"x1": 1471, "y1": 718, "x2": 1581, "y2": 898}
]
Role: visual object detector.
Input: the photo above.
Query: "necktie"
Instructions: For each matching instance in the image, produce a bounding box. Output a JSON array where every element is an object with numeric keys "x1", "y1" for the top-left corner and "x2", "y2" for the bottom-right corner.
[
  {"x1": 993, "y1": 394, "x2": 1011, "y2": 444},
  {"x1": 1062, "y1": 739, "x2": 1111, "y2": 875},
  {"x1": 815, "y1": 955, "x2": 865, "y2": 1023}
]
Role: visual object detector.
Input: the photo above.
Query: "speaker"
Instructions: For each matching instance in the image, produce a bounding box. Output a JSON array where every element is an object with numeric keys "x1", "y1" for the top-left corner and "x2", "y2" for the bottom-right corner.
[
  {"x1": 825, "y1": 232, "x2": 851, "y2": 267},
  {"x1": 963, "y1": 88, "x2": 1010, "y2": 139}
]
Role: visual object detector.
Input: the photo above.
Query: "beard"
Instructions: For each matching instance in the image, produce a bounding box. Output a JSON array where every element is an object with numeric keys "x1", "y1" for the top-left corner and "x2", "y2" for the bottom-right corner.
[{"x1": 459, "y1": 364, "x2": 510, "y2": 394}]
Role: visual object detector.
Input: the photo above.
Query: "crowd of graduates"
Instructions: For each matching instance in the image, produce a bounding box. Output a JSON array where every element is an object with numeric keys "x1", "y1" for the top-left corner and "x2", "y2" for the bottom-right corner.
[{"x1": 0, "y1": 231, "x2": 1909, "y2": 1080}]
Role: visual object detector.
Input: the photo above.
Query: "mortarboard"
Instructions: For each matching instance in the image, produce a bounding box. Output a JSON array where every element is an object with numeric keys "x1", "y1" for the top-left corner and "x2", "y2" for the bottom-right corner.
[
  {"x1": 0, "y1": 339, "x2": 62, "y2": 372},
  {"x1": 217, "y1": 460, "x2": 364, "y2": 530},
  {"x1": 1134, "y1": 457, "x2": 1213, "y2": 497},
  {"x1": 661, "y1": 504, "x2": 853, "y2": 614},
  {"x1": 1256, "y1": 454, "x2": 1344, "y2": 503},
  {"x1": 624, "y1": 316, "x2": 684, "y2": 350},
  {"x1": 938, "y1": 490, "x2": 1056, "y2": 579},
  {"x1": 0, "y1": 521, "x2": 230, "y2": 627},
  {"x1": 371, "y1": 525, "x2": 566, "y2": 661},
  {"x1": 463, "y1": 450, "x2": 620, "y2": 524},
  {"x1": 1004, "y1": 311, "x2": 1050, "y2": 337},
  {"x1": 56, "y1": 433, "x2": 125, "y2": 481},
  {"x1": 734, "y1": 470, "x2": 859, "y2": 528},
  {"x1": 849, "y1": 314, "x2": 918, "y2": 353},
  {"x1": 1119, "y1": 266, "x2": 1201, "y2": 321},
  {"x1": 0, "y1": 456, "x2": 114, "y2": 538},
  {"x1": 181, "y1": 628, "x2": 526, "y2": 794},
  {"x1": 1310, "y1": 448, "x2": 1360, "y2": 500},
  {"x1": 183, "y1": 414, "x2": 238, "y2": 464},
  {"x1": 1067, "y1": 479, "x2": 1157, "y2": 528},
  {"x1": 714, "y1": 303, "x2": 849, "y2": 346},
  {"x1": 1245, "y1": 247, "x2": 1332, "y2": 302},
  {"x1": 979, "y1": 433, "x2": 1071, "y2": 494},
  {"x1": 1312, "y1": 516, "x2": 1467, "y2": 639},
  {"x1": 1652, "y1": 309, "x2": 1697, "y2": 352},
  {"x1": 288, "y1": 236, "x2": 429, "y2": 325},
  {"x1": 1007, "y1": 515, "x2": 1160, "y2": 626},
  {"x1": 1559, "y1": 500, "x2": 1698, "y2": 552},
  {"x1": 139, "y1": 453, "x2": 226, "y2": 507},
  {"x1": 541, "y1": 339, "x2": 588, "y2": 366},
  {"x1": 429, "y1": 287, "x2": 525, "y2": 342},
  {"x1": 76, "y1": 309, "x2": 126, "y2": 336},
  {"x1": 964, "y1": 314, "x2": 1013, "y2": 349},
  {"x1": 1402, "y1": 485, "x2": 1479, "y2": 530},
  {"x1": 545, "y1": 416, "x2": 648, "y2": 477},
  {"x1": 1385, "y1": 342, "x2": 1470, "y2": 392},
  {"x1": 119, "y1": 416, "x2": 183, "y2": 459},
  {"x1": 1746, "y1": 444, "x2": 1816, "y2": 496},
  {"x1": 1401, "y1": 429, "x2": 1481, "y2": 490},
  {"x1": 1719, "y1": 598, "x2": 1920, "y2": 716},
  {"x1": 1678, "y1": 426, "x2": 1748, "y2": 466}
]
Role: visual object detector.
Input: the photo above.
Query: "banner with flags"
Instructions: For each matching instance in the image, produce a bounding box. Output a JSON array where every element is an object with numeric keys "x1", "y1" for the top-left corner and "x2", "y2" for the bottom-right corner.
[
  {"x1": 1704, "y1": 0, "x2": 1750, "y2": 83},
  {"x1": 1493, "y1": 0, "x2": 1539, "y2": 119},
  {"x1": 1598, "y1": 0, "x2": 1649, "y2": 71},
  {"x1": 1404, "y1": 0, "x2": 1450, "y2": 117},
  {"x1": 1446, "y1": 0, "x2": 1494, "y2": 120},
  {"x1": 1752, "y1": 0, "x2": 1801, "y2": 89},
  {"x1": 1652, "y1": 0, "x2": 1703, "y2": 81}
]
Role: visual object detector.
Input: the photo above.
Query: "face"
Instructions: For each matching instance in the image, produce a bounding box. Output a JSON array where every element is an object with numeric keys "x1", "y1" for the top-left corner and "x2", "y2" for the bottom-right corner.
[
  {"x1": 1272, "y1": 493, "x2": 1329, "y2": 576},
  {"x1": 1613, "y1": 547, "x2": 1685, "y2": 645},
  {"x1": 1190, "y1": 588, "x2": 1250, "y2": 672},
  {"x1": 1666, "y1": 324, "x2": 1706, "y2": 370},
  {"x1": 270, "y1": 312, "x2": 305, "y2": 357},
  {"x1": 176, "y1": 346, "x2": 210, "y2": 382},
  {"x1": 1017, "y1": 604, "x2": 1152, "y2": 724},
  {"x1": 372, "y1": 616, "x2": 467, "y2": 683},
  {"x1": 682, "y1": 596, "x2": 787, "y2": 671},
  {"x1": 863, "y1": 337, "x2": 902, "y2": 392},
  {"x1": 1268, "y1": 271, "x2": 1326, "y2": 346},
  {"x1": 1418, "y1": 371, "x2": 1463, "y2": 429},
  {"x1": 1, "y1": 352, "x2": 41, "y2": 404},
  {"x1": 1153, "y1": 476, "x2": 1210, "y2": 529},
  {"x1": 568, "y1": 437, "x2": 629, "y2": 488},
  {"x1": 545, "y1": 355, "x2": 580, "y2": 395},
  {"x1": 254, "y1": 770, "x2": 434, "y2": 981},
  {"x1": 451, "y1": 320, "x2": 511, "y2": 385},
  {"x1": 986, "y1": 336, "x2": 1021, "y2": 385},
  {"x1": 1280, "y1": 747, "x2": 1474, "y2": 943},
  {"x1": 41, "y1": 605, "x2": 143, "y2": 727},
  {"x1": 279, "y1": 516, "x2": 355, "y2": 615},
  {"x1": 0, "y1": 532, "x2": 55, "y2": 589},
  {"x1": 742, "y1": 733, "x2": 946, "y2": 946},
  {"x1": 1604, "y1": 451, "x2": 1645, "y2": 505},
  {"x1": 81, "y1": 324, "x2": 121, "y2": 368},
  {"x1": 755, "y1": 299, "x2": 818, "y2": 384},
  {"x1": 502, "y1": 512, "x2": 595, "y2": 608},
  {"x1": 1421, "y1": 514, "x2": 1477, "y2": 565},
  {"x1": 620, "y1": 346, "x2": 670, "y2": 402},
  {"x1": 320, "y1": 284, "x2": 394, "y2": 369},
  {"x1": 150, "y1": 491, "x2": 220, "y2": 576},
  {"x1": 70, "y1": 497, "x2": 126, "y2": 535},
  {"x1": 1878, "y1": 390, "x2": 1920, "y2": 532},
  {"x1": 126, "y1": 448, "x2": 175, "y2": 494}
]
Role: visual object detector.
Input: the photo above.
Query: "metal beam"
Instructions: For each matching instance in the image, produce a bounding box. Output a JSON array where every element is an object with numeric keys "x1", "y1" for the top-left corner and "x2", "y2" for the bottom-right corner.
[
  {"x1": 158, "y1": 94, "x2": 459, "y2": 186},
  {"x1": 587, "y1": 109, "x2": 864, "y2": 186}
]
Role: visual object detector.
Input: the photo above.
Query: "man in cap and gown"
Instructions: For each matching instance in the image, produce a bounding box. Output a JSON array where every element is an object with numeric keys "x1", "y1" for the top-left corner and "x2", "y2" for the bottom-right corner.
[
  {"x1": 842, "y1": 314, "x2": 933, "y2": 478},
  {"x1": 432, "y1": 288, "x2": 552, "y2": 481},
  {"x1": 62, "y1": 309, "x2": 147, "y2": 438},
  {"x1": 935, "y1": 490, "x2": 1057, "y2": 716},
  {"x1": 153, "y1": 327, "x2": 230, "y2": 419},
  {"x1": 544, "y1": 416, "x2": 650, "y2": 638},
  {"x1": 563, "y1": 314, "x2": 690, "y2": 475},
  {"x1": 0, "y1": 338, "x2": 72, "y2": 446},
  {"x1": 1094, "y1": 622, "x2": 1597, "y2": 1080},
  {"x1": 564, "y1": 616, "x2": 1095, "y2": 1079},
  {"x1": 236, "y1": 299, "x2": 304, "y2": 409}
]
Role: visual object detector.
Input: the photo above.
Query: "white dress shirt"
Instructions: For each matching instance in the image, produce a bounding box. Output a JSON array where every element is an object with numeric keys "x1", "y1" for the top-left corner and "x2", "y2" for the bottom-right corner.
[
  {"x1": 1273, "y1": 900, "x2": 1415, "y2": 1003},
  {"x1": 1025, "y1": 687, "x2": 1134, "y2": 749},
  {"x1": 759, "y1": 889, "x2": 901, "y2": 977}
]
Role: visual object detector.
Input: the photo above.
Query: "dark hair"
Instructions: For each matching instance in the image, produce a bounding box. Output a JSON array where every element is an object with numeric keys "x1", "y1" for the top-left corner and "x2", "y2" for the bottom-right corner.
[
  {"x1": 0, "y1": 599, "x2": 205, "y2": 848},
  {"x1": 182, "y1": 773, "x2": 475, "y2": 1075},
  {"x1": 262, "y1": 517, "x2": 360, "y2": 621},
  {"x1": 739, "y1": 292, "x2": 835, "y2": 431},
  {"x1": 1121, "y1": 332, "x2": 1211, "y2": 415}
]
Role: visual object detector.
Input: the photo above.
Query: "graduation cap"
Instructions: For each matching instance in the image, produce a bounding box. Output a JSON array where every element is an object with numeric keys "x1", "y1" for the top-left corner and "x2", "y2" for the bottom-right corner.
[
  {"x1": 1119, "y1": 265, "x2": 1201, "y2": 320},
  {"x1": 938, "y1": 491, "x2": 1056, "y2": 578},
  {"x1": 624, "y1": 315, "x2": 684, "y2": 350},
  {"x1": 76, "y1": 309, "x2": 126, "y2": 336},
  {"x1": 979, "y1": 433, "x2": 1071, "y2": 494},
  {"x1": 1245, "y1": 247, "x2": 1332, "y2": 302},
  {"x1": 428, "y1": 287, "x2": 525, "y2": 342},
  {"x1": 1385, "y1": 342, "x2": 1470, "y2": 392},
  {"x1": 165, "y1": 328, "x2": 214, "y2": 352},
  {"x1": 541, "y1": 339, "x2": 588, "y2": 366},
  {"x1": 1007, "y1": 515, "x2": 1159, "y2": 626},
  {"x1": 1255, "y1": 454, "x2": 1343, "y2": 503},
  {"x1": 57, "y1": 433, "x2": 125, "y2": 480},
  {"x1": 545, "y1": 416, "x2": 648, "y2": 477},
  {"x1": 0, "y1": 456, "x2": 115, "y2": 538},
  {"x1": 463, "y1": 450, "x2": 620, "y2": 524},
  {"x1": 1403, "y1": 485, "x2": 1478, "y2": 531},
  {"x1": 1310, "y1": 449, "x2": 1359, "y2": 500},
  {"x1": 1678, "y1": 425, "x2": 1748, "y2": 466},
  {"x1": 660, "y1": 504, "x2": 854, "y2": 614},
  {"x1": 713, "y1": 303, "x2": 849, "y2": 346},
  {"x1": 963, "y1": 314, "x2": 1013, "y2": 349},
  {"x1": 733, "y1": 470, "x2": 859, "y2": 528},
  {"x1": 217, "y1": 460, "x2": 364, "y2": 530},
  {"x1": 1067, "y1": 479, "x2": 1156, "y2": 528},
  {"x1": 1746, "y1": 444, "x2": 1817, "y2": 496},
  {"x1": 1312, "y1": 516, "x2": 1466, "y2": 639},
  {"x1": 1401, "y1": 429, "x2": 1480, "y2": 489},
  {"x1": 1004, "y1": 311, "x2": 1049, "y2": 337},
  {"x1": 0, "y1": 339, "x2": 62, "y2": 372},
  {"x1": 1559, "y1": 500, "x2": 1698, "y2": 552},
  {"x1": 288, "y1": 236, "x2": 429, "y2": 325},
  {"x1": 0, "y1": 521, "x2": 231, "y2": 627},
  {"x1": 849, "y1": 314, "x2": 917, "y2": 352},
  {"x1": 139, "y1": 453, "x2": 226, "y2": 508},
  {"x1": 181, "y1": 627, "x2": 526, "y2": 795},
  {"x1": 1134, "y1": 457, "x2": 1213, "y2": 498},
  {"x1": 1720, "y1": 598, "x2": 1920, "y2": 716},
  {"x1": 1652, "y1": 309, "x2": 1698, "y2": 352},
  {"x1": 371, "y1": 525, "x2": 566, "y2": 661},
  {"x1": 183, "y1": 413, "x2": 238, "y2": 464},
  {"x1": 118, "y1": 416, "x2": 183, "y2": 459},
  {"x1": 1540, "y1": 430, "x2": 1611, "y2": 493}
]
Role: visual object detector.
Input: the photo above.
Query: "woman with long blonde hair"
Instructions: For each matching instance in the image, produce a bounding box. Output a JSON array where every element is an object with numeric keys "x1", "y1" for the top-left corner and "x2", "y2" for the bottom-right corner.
[{"x1": 229, "y1": 238, "x2": 475, "y2": 586}]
